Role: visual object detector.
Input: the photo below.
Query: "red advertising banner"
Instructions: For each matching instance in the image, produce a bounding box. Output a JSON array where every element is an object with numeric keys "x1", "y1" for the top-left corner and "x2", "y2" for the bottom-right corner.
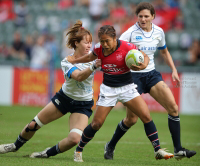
[
  {"x1": 12, "y1": 68, "x2": 180, "y2": 112},
  {"x1": 13, "y1": 68, "x2": 49, "y2": 106},
  {"x1": 54, "y1": 69, "x2": 64, "y2": 94},
  {"x1": 92, "y1": 71, "x2": 103, "y2": 108}
]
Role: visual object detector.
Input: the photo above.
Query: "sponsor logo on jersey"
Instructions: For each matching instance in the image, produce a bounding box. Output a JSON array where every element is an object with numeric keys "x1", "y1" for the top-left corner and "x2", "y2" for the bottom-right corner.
[
  {"x1": 104, "y1": 67, "x2": 125, "y2": 72},
  {"x1": 136, "y1": 36, "x2": 143, "y2": 41},
  {"x1": 104, "y1": 64, "x2": 117, "y2": 68},
  {"x1": 140, "y1": 46, "x2": 156, "y2": 51},
  {"x1": 152, "y1": 36, "x2": 160, "y2": 40},
  {"x1": 116, "y1": 53, "x2": 123, "y2": 61}
]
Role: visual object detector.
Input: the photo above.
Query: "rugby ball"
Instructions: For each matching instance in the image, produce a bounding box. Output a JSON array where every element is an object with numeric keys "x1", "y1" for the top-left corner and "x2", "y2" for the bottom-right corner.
[{"x1": 125, "y1": 49, "x2": 144, "y2": 68}]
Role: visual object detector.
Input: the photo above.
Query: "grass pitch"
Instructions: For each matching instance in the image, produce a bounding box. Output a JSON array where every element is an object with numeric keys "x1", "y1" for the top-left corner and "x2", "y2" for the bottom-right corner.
[{"x1": 0, "y1": 105, "x2": 199, "y2": 166}]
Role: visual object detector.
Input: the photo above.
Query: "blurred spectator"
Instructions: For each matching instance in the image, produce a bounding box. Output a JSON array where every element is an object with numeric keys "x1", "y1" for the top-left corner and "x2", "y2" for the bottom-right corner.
[
  {"x1": 109, "y1": 0, "x2": 127, "y2": 23},
  {"x1": 58, "y1": 0, "x2": 74, "y2": 10},
  {"x1": 30, "y1": 36, "x2": 50, "y2": 69},
  {"x1": 152, "y1": 0, "x2": 169, "y2": 11},
  {"x1": 166, "y1": 0, "x2": 180, "y2": 8},
  {"x1": 10, "y1": 31, "x2": 26, "y2": 61},
  {"x1": 36, "y1": 16, "x2": 48, "y2": 31},
  {"x1": 127, "y1": 2, "x2": 137, "y2": 18},
  {"x1": 77, "y1": 0, "x2": 89, "y2": 7},
  {"x1": 184, "y1": 40, "x2": 200, "y2": 65},
  {"x1": 0, "y1": 42, "x2": 11, "y2": 59},
  {"x1": 0, "y1": 0, "x2": 15, "y2": 22},
  {"x1": 61, "y1": 23, "x2": 74, "y2": 59},
  {"x1": 121, "y1": 2, "x2": 137, "y2": 33},
  {"x1": 179, "y1": 32, "x2": 192, "y2": 50},
  {"x1": 45, "y1": 34, "x2": 59, "y2": 62},
  {"x1": 173, "y1": 10, "x2": 184, "y2": 31},
  {"x1": 24, "y1": 35, "x2": 34, "y2": 61},
  {"x1": 152, "y1": 0, "x2": 180, "y2": 31},
  {"x1": 14, "y1": 0, "x2": 28, "y2": 27},
  {"x1": 89, "y1": 0, "x2": 106, "y2": 21}
]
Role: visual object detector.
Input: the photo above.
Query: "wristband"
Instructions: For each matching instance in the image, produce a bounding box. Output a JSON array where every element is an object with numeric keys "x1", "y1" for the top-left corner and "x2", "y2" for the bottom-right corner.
[{"x1": 90, "y1": 63, "x2": 97, "y2": 71}]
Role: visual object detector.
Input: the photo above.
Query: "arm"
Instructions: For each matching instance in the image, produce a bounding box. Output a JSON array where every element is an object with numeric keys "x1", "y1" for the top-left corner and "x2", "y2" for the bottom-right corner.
[
  {"x1": 67, "y1": 52, "x2": 97, "y2": 64},
  {"x1": 160, "y1": 48, "x2": 180, "y2": 86},
  {"x1": 71, "y1": 59, "x2": 101, "y2": 82},
  {"x1": 140, "y1": 50, "x2": 149, "y2": 68}
]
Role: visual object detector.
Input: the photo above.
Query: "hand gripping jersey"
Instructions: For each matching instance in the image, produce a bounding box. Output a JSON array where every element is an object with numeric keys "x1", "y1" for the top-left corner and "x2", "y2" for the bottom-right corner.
[
  {"x1": 61, "y1": 57, "x2": 94, "y2": 101},
  {"x1": 93, "y1": 39, "x2": 137, "y2": 87},
  {"x1": 119, "y1": 22, "x2": 166, "y2": 72}
]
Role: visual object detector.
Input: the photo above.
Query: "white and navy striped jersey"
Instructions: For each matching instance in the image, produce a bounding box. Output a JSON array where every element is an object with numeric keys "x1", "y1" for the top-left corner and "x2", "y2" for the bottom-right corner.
[
  {"x1": 61, "y1": 56, "x2": 95, "y2": 101},
  {"x1": 119, "y1": 22, "x2": 166, "y2": 72}
]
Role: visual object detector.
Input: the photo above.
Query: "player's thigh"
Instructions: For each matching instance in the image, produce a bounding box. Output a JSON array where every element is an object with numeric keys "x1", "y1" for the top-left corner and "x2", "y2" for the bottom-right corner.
[
  {"x1": 92, "y1": 106, "x2": 113, "y2": 125},
  {"x1": 124, "y1": 96, "x2": 151, "y2": 123},
  {"x1": 37, "y1": 101, "x2": 64, "y2": 124},
  {"x1": 150, "y1": 81, "x2": 177, "y2": 110},
  {"x1": 69, "y1": 113, "x2": 89, "y2": 131}
]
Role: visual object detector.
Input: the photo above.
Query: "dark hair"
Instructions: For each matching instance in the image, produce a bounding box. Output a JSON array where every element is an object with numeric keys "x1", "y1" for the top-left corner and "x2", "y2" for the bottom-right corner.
[
  {"x1": 98, "y1": 25, "x2": 116, "y2": 39},
  {"x1": 66, "y1": 20, "x2": 92, "y2": 49},
  {"x1": 135, "y1": 2, "x2": 155, "y2": 18}
]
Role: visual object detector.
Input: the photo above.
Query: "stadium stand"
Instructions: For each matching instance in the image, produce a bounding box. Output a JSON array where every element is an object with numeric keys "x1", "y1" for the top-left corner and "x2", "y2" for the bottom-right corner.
[{"x1": 0, "y1": 0, "x2": 200, "y2": 69}]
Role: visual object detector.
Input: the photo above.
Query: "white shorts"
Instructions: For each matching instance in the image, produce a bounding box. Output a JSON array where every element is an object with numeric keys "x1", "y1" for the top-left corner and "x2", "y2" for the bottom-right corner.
[{"x1": 96, "y1": 83, "x2": 140, "y2": 107}]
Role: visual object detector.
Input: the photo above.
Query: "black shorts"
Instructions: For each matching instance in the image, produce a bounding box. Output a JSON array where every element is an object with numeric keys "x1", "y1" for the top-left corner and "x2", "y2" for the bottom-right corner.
[
  {"x1": 131, "y1": 69, "x2": 163, "y2": 94},
  {"x1": 51, "y1": 89, "x2": 93, "y2": 118}
]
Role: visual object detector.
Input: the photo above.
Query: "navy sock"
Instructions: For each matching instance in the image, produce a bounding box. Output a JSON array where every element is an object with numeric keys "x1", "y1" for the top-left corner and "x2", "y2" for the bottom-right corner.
[
  {"x1": 144, "y1": 121, "x2": 161, "y2": 152},
  {"x1": 46, "y1": 144, "x2": 61, "y2": 157},
  {"x1": 168, "y1": 114, "x2": 182, "y2": 152},
  {"x1": 108, "y1": 120, "x2": 130, "y2": 148},
  {"x1": 14, "y1": 135, "x2": 28, "y2": 150},
  {"x1": 76, "y1": 124, "x2": 98, "y2": 152}
]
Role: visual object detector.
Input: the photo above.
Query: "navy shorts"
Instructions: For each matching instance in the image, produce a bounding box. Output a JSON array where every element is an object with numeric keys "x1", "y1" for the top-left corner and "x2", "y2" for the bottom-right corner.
[
  {"x1": 131, "y1": 69, "x2": 163, "y2": 94},
  {"x1": 51, "y1": 89, "x2": 93, "y2": 118}
]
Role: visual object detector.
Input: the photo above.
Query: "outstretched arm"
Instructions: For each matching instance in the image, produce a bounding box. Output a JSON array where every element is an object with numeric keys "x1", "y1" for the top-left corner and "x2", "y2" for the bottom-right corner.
[
  {"x1": 67, "y1": 52, "x2": 97, "y2": 64},
  {"x1": 71, "y1": 59, "x2": 101, "y2": 82},
  {"x1": 160, "y1": 48, "x2": 180, "y2": 87}
]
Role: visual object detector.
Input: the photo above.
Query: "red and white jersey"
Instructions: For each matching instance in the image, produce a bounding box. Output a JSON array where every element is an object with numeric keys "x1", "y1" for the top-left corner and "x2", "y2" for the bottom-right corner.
[{"x1": 93, "y1": 40, "x2": 137, "y2": 87}]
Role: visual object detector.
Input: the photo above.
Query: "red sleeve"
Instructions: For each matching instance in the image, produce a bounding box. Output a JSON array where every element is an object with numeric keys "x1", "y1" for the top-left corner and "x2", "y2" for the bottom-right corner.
[
  {"x1": 130, "y1": 43, "x2": 137, "y2": 50},
  {"x1": 123, "y1": 41, "x2": 138, "y2": 51},
  {"x1": 92, "y1": 42, "x2": 101, "y2": 59}
]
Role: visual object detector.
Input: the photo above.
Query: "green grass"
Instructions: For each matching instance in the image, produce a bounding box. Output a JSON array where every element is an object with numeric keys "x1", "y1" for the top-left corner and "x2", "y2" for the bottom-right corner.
[{"x1": 0, "y1": 105, "x2": 199, "y2": 166}]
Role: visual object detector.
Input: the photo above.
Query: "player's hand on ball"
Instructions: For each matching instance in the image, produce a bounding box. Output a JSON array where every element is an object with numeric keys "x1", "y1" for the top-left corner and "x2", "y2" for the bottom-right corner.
[{"x1": 130, "y1": 62, "x2": 147, "y2": 71}]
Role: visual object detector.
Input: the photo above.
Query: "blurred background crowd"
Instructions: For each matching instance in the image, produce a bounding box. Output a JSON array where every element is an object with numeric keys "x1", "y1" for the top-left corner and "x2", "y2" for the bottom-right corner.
[{"x1": 0, "y1": 0, "x2": 200, "y2": 71}]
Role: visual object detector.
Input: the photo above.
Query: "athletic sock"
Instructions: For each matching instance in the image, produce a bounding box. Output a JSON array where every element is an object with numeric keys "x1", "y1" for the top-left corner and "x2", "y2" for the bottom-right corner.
[
  {"x1": 14, "y1": 135, "x2": 28, "y2": 150},
  {"x1": 76, "y1": 124, "x2": 98, "y2": 152},
  {"x1": 46, "y1": 144, "x2": 61, "y2": 157},
  {"x1": 168, "y1": 114, "x2": 182, "y2": 152},
  {"x1": 144, "y1": 120, "x2": 161, "y2": 152},
  {"x1": 108, "y1": 120, "x2": 130, "y2": 148}
]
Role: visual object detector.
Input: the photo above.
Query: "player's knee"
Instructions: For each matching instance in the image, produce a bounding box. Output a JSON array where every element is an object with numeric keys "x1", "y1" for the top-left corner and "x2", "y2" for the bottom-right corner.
[
  {"x1": 69, "y1": 129, "x2": 82, "y2": 145},
  {"x1": 25, "y1": 116, "x2": 44, "y2": 132},
  {"x1": 168, "y1": 103, "x2": 179, "y2": 116},
  {"x1": 140, "y1": 114, "x2": 152, "y2": 124},
  {"x1": 68, "y1": 134, "x2": 81, "y2": 146},
  {"x1": 124, "y1": 116, "x2": 138, "y2": 127},
  {"x1": 91, "y1": 120, "x2": 103, "y2": 130}
]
